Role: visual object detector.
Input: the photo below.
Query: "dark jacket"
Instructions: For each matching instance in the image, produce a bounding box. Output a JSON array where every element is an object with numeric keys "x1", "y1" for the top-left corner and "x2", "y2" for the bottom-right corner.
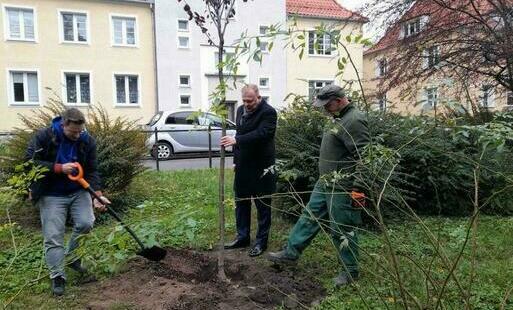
[
  {"x1": 25, "y1": 119, "x2": 101, "y2": 202},
  {"x1": 233, "y1": 100, "x2": 277, "y2": 197},
  {"x1": 318, "y1": 104, "x2": 370, "y2": 190}
]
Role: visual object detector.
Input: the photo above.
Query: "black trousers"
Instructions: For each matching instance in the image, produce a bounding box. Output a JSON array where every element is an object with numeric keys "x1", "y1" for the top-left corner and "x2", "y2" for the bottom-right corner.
[{"x1": 235, "y1": 195, "x2": 272, "y2": 247}]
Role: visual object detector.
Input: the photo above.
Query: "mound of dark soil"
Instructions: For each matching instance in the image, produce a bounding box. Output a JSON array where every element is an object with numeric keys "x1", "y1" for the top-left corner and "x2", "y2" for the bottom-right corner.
[{"x1": 83, "y1": 248, "x2": 325, "y2": 310}]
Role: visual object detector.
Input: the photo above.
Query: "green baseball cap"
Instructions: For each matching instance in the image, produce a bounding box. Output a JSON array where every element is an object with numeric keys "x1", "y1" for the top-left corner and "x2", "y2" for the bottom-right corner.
[{"x1": 313, "y1": 84, "x2": 346, "y2": 107}]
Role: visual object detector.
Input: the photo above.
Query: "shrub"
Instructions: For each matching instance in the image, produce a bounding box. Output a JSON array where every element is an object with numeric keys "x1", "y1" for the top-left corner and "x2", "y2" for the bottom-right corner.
[
  {"x1": 1, "y1": 97, "x2": 148, "y2": 208},
  {"x1": 275, "y1": 99, "x2": 513, "y2": 217},
  {"x1": 273, "y1": 95, "x2": 327, "y2": 217}
]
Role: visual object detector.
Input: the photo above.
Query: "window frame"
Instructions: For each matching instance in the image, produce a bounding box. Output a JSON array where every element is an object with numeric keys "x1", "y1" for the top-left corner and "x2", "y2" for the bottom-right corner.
[
  {"x1": 178, "y1": 74, "x2": 191, "y2": 87},
  {"x1": 177, "y1": 19, "x2": 189, "y2": 32},
  {"x1": 110, "y1": 13, "x2": 138, "y2": 48},
  {"x1": 61, "y1": 70, "x2": 92, "y2": 106},
  {"x1": 258, "y1": 77, "x2": 270, "y2": 89},
  {"x1": 258, "y1": 25, "x2": 270, "y2": 53},
  {"x1": 424, "y1": 87, "x2": 438, "y2": 109},
  {"x1": 425, "y1": 45, "x2": 441, "y2": 69},
  {"x1": 179, "y1": 94, "x2": 192, "y2": 107},
  {"x1": 112, "y1": 72, "x2": 141, "y2": 107},
  {"x1": 376, "y1": 58, "x2": 387, "y2": 77},
  {"x1": 480, "y1": 84, "x2": 495, "y2": 108},
  {"x1": 404, "y1": 18, "x2": 421, "y2": 37},
  {"x1": 307, "y1": 79, "x2": 334, "y2": 101},
  {"x1": 2, "y1": 4, "x2": 38, "y2": 42},
  {"x1": 57, "y1": 9, "x2": 90, "y2": 45},
  {"x1": 308, "y1": 30, "x2": 333, "y2": 57},
  {"x1": 377, "y1": 93, "x2": 387, "y2": 112},
  {"x1": 177, "y1": 35, "x2": 190, "y2": 49},
  {"x1": 6, "y1": 68, "x2": 41, "y2": 106},
  {"x1": 507, "y1": 91, "x2": 513, "y2": 106}
]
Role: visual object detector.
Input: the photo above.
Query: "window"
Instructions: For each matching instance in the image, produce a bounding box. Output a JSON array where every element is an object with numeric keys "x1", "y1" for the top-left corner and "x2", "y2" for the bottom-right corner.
[
  {"x1": 112, "y1": 16, "x2": 137, "y2": 46},
  {"x1": 404, "y1": 18, "x2": 421, "y2": 37},
  {"x1": 259, "y1": 77, "x2": 270, "y2": 88},
  {"x1": 424, "y1": 46, "x2": 441, "y2": 69},
  {"x1": 178, "y1": 19, "x2": 189, "y2": 31},
  {"x1": 166, "y1": 112, "x2": 195, "y2": 125},
  {"x1": 64, "y1": 72, "x2": 90, "y2": 104},
  {"x1": 376, "y1": 58, "x2": 387, "y2": 77},
  {"x1": 115, "y1": 74, "x2": 139, "y2": 105},
  {"x1": 480, "y1": 85, "x2": 495, "y2": 108},
  {"x1": 60, "y1": 11, "x2": 88, "y2": 43},
  {"x1": 308, "y1": 31, "x2": 332, "y2": 56},
  {"x1": 308, "y1": 80, "x2": 333, "y2": 101},
  {"x1": 179, "y1": 75, "x2": 190, "y2": 87},
  {"x1": 423, "y1": 87, "x2": 438, "y2": 109},
  {"x1": 178, "y1": 36, "x2": 189, "y2": 48},
  {"x1": 8, "y1": 70, "x2": 39, "y2": 105},
  {"x1": 214, "y1": 52, "x2": 235, "y2": 71},
  {"x1": 180, "y1": 95, "x2": 191, "y2": 106},
  {"x1": 508, "y1": 92, "x2": 513, "y2": 106},
  {"x1": 377, "y1": 93, "x2": 387, "y2": 112},
  {"x1": 4, "y1": 6, "x2": 35, "y2": 41},
  {"x1": 259, "y1": 25, "x2": 269, "y2": 52}
]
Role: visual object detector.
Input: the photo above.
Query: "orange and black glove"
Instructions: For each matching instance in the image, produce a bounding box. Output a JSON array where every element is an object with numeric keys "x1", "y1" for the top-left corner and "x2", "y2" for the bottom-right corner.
[{"x1": 351, "y1": 191, "x2": 366, "y2": 208}]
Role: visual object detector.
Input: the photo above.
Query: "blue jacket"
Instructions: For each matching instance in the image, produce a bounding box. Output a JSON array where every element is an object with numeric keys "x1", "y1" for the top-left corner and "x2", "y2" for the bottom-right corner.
[{"x1": 25, "y1": 117, "x2": 101, "y2": 202}]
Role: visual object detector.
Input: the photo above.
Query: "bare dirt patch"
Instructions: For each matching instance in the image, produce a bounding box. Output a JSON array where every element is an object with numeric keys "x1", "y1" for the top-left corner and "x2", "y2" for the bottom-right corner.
[{"x1": 82, "y1": 248, "x2": 325, "y2": 310}]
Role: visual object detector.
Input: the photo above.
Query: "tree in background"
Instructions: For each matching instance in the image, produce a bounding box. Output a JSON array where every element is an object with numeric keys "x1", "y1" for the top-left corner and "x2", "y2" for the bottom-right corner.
[{"x1": 362, "y1": 0, "x2": 513, "y2": 114}]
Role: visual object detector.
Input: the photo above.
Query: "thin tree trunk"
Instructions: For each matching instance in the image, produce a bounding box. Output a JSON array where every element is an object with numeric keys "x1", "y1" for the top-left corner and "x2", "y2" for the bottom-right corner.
[{"x1": 217, "y1": 36, "x2": 228, "y2": 282}]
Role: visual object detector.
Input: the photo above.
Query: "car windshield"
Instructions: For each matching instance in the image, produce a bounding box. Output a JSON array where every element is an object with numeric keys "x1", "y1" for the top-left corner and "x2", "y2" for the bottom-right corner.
[{"x1": 147, "y1": 112, "x2": 163, "y2": 126}]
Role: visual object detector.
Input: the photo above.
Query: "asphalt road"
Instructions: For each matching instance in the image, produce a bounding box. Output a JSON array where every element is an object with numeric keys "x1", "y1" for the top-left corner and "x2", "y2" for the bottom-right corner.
[{"x1": 143, "y1": 155, "x2": 234, "y2": 170}]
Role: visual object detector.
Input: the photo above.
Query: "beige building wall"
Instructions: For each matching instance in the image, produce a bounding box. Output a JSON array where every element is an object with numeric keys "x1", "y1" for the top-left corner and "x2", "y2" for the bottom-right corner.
[
  {"x1": 0, "y1": 0, "x2": 156, "y2": 132},
  {"x1": 363, "y1": 49, "x2": 513, "y2": 115},
  {"x1": 286, "y1": 17, "x2": 365, "y2": 101}
]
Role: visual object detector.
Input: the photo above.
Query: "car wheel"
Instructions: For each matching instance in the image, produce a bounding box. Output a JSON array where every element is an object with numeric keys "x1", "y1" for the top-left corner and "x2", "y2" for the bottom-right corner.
[{"x1": 152, "y1": 142, "x2": 173, "y2": 160}]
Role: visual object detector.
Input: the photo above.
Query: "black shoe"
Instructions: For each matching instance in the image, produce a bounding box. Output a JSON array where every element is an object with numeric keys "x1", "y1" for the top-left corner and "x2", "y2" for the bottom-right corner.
[
  {"x1": 333, "y1": 271, "x2": 359, "y2": 288},
  {"x1": 51, "y1": 276, "x2": 65, "y2": 296},
  {"x1": 224, "y1": 238, "x2": 250, "y2": 249},
  {"x1": 267, "y1": 249, "x2": 298, "y2": 265},
  {"x1": 69, "y1": 259, "x2": 88, "y2": 274},
  {"x1": 69, "y1": 260, "x2": 97, "y2": 283},
  {"x1": 248, "y1": 244, "x2": 267, "y2": 257}
]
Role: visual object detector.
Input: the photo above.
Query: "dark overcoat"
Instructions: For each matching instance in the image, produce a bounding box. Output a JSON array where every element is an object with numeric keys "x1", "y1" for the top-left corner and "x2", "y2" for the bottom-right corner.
[{"x1": 233, "y1": 100, "x2": 277, "y2": 197}]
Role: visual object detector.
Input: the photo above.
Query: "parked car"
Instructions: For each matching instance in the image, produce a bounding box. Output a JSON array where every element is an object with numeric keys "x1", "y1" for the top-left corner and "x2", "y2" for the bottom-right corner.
[{"x1": 146, "y1": 110, "x2": 237, "y2": 159}]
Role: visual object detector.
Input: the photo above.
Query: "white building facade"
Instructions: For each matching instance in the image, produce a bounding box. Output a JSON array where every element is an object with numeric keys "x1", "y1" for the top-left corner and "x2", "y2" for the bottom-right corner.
[{"x1": 155, "y1": 0, "x2": 287, "y2": 121}]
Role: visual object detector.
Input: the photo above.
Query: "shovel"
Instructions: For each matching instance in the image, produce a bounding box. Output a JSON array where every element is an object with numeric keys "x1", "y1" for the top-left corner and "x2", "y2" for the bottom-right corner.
[{"x1": 68, "y1": 163, "x2": 167, "y2": 262}]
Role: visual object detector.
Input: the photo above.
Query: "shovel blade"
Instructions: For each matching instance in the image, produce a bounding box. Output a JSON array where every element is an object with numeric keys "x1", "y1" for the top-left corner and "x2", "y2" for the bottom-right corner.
[{"x1": 137, "y1": 246, "x2": 167, "y2": 262}]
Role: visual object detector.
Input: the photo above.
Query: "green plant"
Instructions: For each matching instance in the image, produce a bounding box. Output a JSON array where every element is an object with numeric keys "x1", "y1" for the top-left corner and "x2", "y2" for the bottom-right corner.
[{"x1": 275, "y1": 106, "x2": 513, "y2": 217}]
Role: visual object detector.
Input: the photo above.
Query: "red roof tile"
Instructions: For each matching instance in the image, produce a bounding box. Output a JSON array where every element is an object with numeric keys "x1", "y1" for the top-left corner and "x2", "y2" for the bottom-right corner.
[{"x1": 287, "y1": 0, "x2": 368, "y2": 22}]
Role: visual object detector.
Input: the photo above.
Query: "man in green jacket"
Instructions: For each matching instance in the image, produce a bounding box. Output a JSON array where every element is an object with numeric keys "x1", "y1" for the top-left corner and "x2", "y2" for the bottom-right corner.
[{"x1": 268, "y1": 84, "x2": 370, "y2": 288}]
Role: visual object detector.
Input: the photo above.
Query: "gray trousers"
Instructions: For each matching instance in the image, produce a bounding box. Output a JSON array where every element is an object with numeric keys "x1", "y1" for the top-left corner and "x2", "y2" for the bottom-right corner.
[{"x1": 37, "y1": 190, "x2": 95, "y2": 279}]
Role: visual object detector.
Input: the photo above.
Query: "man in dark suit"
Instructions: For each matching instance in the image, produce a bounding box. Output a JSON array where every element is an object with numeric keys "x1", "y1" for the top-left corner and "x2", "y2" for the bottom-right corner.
[{"x1": 220, "y1": 84, "x2": 277, "y2": 257}]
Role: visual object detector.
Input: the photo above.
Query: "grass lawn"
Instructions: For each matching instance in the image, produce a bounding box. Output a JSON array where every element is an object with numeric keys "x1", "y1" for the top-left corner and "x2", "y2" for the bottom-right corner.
[{"x1": 1, "y1": 169, "x2": 512, "y2": 309}]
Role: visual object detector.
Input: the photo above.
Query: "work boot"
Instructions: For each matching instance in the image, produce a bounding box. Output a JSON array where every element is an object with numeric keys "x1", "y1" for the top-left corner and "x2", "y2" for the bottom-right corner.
[
  {"x1": 267, "y1": 249, "x2": 298, "y2": 265},
  {"x1": 51, "y1": 276, "x2": 65, "y2": 296},
  {"x1": 69, "y1": 259, "x2": 88, "y2": 274},
  {"x1": 333, "y1": 271, "x2": 359, "y2": 288},
  {"x1": 69, "y1": 260, "x2": 97, "y2": 283}
]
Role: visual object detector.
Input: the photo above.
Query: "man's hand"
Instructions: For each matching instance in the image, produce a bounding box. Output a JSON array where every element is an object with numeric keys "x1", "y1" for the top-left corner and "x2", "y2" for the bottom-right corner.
[
  {"x1": 220, "y1": 136, "x2": 237, "y2": 147},
  {"x1": 93, "y1": 191, "x2": 110, "y2": 212},
  {"x1": 351, "y1": 191, "x2": 366, "y2": 208},
  {"x1": 62, "y1": 163, "x2": 77, "y2": 175}
]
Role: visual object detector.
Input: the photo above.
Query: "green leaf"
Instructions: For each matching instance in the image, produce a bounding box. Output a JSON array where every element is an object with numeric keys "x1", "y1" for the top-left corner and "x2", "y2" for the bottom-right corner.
[{"x1": 346, "y1": 35, "x2": 352, "y2": 43}]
